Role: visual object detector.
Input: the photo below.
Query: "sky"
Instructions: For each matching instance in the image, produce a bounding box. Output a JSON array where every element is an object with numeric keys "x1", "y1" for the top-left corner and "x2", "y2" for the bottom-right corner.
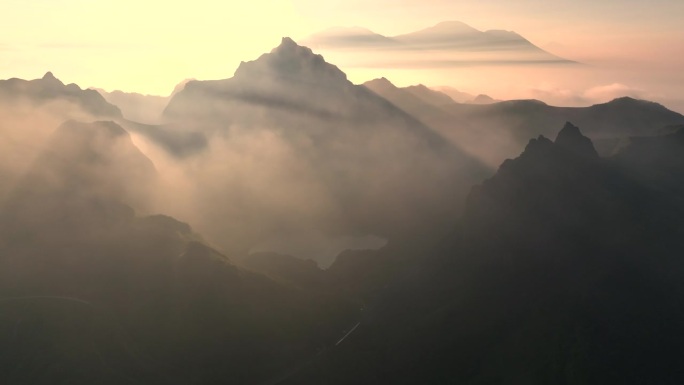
[{"x1": 1, "y1": 0, "x2": 683, "y2": 111}]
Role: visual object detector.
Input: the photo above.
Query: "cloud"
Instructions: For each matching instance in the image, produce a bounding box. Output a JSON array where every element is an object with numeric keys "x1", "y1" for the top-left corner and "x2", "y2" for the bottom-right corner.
[
  {"x1": 528, "y1": 82, "x2": 651, "y2": 106},
  {"x1": 303, "y1": 21, "x2": 576, "y2": 69},
  {"x1": 583, "y1": 83, "x2": 645, "y2": 101}
]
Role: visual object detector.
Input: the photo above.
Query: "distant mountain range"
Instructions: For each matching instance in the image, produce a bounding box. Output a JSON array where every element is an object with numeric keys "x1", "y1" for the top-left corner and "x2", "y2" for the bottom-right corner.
[
  {"x1": 3, "y1": 37, "x2": 684, "y2": 385},
  {"x1": 363, "y1": 77, "x2": 684, "y2": 166},
  {"x1": 92, "y1": 79, "x2": 192, "y2": 124},
  {"x1": 303, "y1": 21, "x2": 576, "y2": 65},
  {"x1": 163, "y1": 37, "x2": 490, "y2": 258},
  {"x1": 0, "y1": 71, "x2": 121, "y2": 118},
  {"x1": 304, "y1": 123, "x2": 684, "y2": 384}
]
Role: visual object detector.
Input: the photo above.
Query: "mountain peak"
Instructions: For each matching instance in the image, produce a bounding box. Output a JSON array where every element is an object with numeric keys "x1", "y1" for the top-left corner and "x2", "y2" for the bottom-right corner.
[
  {"x1": 365, "y1": 77, "x2": 395, "y2": 88},
  {"x1": 233, "y1": 37, "x2": 347, "y2": 83},
  {"x1": 602, "y1": 96, "x2": 659, "y2": 108},
  {"x1": 524, "y1": 135, "x2": 554, "y2": 154},
  {"x1": 278, "y1": 36, "x2": 299, "y2": 50},
  {"x1": 41, "y1": 71, "x2": 63, "y2": 85},
  {"x1": 555, "y1": 122, "x2": 598, "y2": 158},
  {"x1": 271, "y1": 37, "x2": 316, "y2": 59}
]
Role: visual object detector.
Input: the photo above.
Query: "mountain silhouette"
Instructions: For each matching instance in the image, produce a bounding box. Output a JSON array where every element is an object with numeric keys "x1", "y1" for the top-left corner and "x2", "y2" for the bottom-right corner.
[
  {"x1": 469, "y1": 93, "x2": 498, "y2": 104},
  {"x1": 0, "y1": 121, "x2": 360, "y2": 385},
  {"x1": 0, "y1": 120, "x2": 156, "y2": 242},
  {"x1": 365, "y1": 77, "x2": 684, "y2": 166},
  {"x1": 94, "y1": 79, "x2": 192, "y2": 124},
  {"x1": 304, "y1": 21, "x2": 575, "y2": 64},
  {"x1": 0, "y1": 72, "x2": 122, "y2": 118},
  {"x1": 162, "y1": 38, "x2": 490, "y2": 259},
  {"x1": 287, "y1": 123, "x2": 684, "y2": 384},
  {"x1": 3, "y1": 35, "x2": 684, "y2": 385}
]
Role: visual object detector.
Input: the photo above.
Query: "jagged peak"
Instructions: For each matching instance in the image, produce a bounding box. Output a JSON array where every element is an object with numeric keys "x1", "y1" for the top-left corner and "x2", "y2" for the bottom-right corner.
[
  {"x1": 233, "y1": 37, "x2": 347, "y2": 83},
  {"x1": 270, "y1": 37, "x2": 320, "y2": 62},
  {"x1": 525, "y1": 135, "x2": 554, "y2": 151},
  {"x1": 41, "y1": 71, "x2": 64, "y2": 85},
  {"x1": 276, "y1": 36, "x2": 300, "y2": 51},
  {"x1": 517, "y1": 135, "x2": 555, "y2": 160},
  {"x1": 555, "y1": 122, "x2": 598, "y2": 158},
  {"x1": 557, "y1": 121, "x2": 582, "y2": 137}
]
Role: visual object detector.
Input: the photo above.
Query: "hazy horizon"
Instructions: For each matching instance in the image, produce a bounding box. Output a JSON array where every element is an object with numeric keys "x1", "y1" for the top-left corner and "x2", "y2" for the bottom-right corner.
[
  {"x1": 3, "y1": 2, "x2": 684, "y2": 383},
  {"x1": 1, "y1": 0, "x2": 683, "y2": 112}
]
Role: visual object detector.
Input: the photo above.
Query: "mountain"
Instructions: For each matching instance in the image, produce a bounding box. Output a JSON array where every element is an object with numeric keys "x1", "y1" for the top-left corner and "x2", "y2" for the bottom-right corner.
[
  {"x1": 363, "y1": 77, "x2": 445, "y2": 116},
  {"x1": 0, "y1": 198, "x2": 359, "y2": 385},
  {"x1": 402, "y1": 84, "x2": 455, "y2": 106},
  {"x1": 469, "y1": 93, "x2": 498, "y2": 104},
  {"x1": 3, "y1": 40, "x2": 684, "y2": 385},
  {"x1": 0, "y1": 73, "x2": 125, "y2": 202},
  {"x1": 304, "y1": 21, "x2": 575, "y2": 64},
  {"x1": 364, "y1": 77, "x2": 684, "y2": 166},
  {"x1": 286, "y1": 123, "x2": 684, "y2": 384},
  {"x1": 301, "y1": 26, "x2": 398, "y2": 49},
  {"x1": 0, "y1": 120, "x2": 360, "y2": 385},
  {"x1": 0, "y1": 120, "x2": 157, "y2": 240},
  {"x1": 94, "y1": 79, "x2": 192, "y2": 124},
  {"x1": 0, "y1": 72, "x2": 121, "y2": 118},
  {"x1": 162, "y1": 38, "x2": 490, "y2": 259},
  {"x1": 92, "y1": 79, "x2": 209, "y2": 157},
  {"x1": 395, "y1": 21, "x2": 567, "y2": 58},
  {"x1": 431, "y1": 85, "x2": 476, "y2": 103}
]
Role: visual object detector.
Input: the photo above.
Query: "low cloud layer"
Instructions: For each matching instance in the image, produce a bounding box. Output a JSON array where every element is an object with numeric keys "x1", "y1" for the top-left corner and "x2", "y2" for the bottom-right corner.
[
  {"x1": 303, "y1": 22, "x2": 575, "y2": 69},
  {"x1": 528, "y1": 82, "x2": 652, "y2": 106}
]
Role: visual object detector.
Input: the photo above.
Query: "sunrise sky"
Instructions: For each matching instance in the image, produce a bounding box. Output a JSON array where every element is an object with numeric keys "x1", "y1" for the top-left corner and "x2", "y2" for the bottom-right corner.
[{"x1": 1, "y1": 0, "x2": 683, "y2": 111}]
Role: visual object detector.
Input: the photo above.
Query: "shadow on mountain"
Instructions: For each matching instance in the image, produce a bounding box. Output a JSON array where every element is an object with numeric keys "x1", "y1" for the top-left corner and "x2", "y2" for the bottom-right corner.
[
  {"x1": 365, "y1": 78, "x2": 684, "y2": 167},
  {"x1": 283, "y1": 122, "x2": 684, "y2": 384},
  {"x1": 0, "y1": 121, "x2": 359, "y2": 385},
  {"x1": 158, "y1": 38, "x2": 491, "y2": 259}
]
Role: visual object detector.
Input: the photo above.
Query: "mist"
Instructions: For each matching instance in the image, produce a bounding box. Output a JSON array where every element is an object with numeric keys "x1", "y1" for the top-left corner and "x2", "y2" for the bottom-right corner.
[
  {"x1": 2, "y1": 20, "x2": 684, "y2": 383},
  {"x1": 127, "y1": 40, "x2": 490, "y2": 262}
]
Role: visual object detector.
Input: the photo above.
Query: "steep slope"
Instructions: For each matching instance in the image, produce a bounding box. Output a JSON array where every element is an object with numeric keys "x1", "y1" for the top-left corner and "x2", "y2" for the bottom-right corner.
[
  {"x1": 363, "y1": 77, "x2": 446, "y2": 116},
  {"x1": 0, "y1": 120, "x2": 157, "y2": 252},
  {"x1": 0, "y1": 73, "x2": 128, "y2": 201},
  {"x1": 162, "y1": 38, "x2": 490, "y2": 259},
  {"x1": 0, "y1": 121, "x2": 360, "y2": 385},
  {"x1": 95, "y1": 79, "x2": 192, "y2": 124},
  {"x1": 367, "y1": 78, "x2": 684, "y2": 166},
  {"x1": 288, "y1": 123, "x2": 684, "y2": 384}
]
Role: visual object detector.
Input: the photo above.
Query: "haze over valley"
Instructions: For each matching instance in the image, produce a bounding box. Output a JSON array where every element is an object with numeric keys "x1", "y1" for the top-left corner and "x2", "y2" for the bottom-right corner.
[{"x1": 2, "y1": 1, "x2": 684, "y2": 383}]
